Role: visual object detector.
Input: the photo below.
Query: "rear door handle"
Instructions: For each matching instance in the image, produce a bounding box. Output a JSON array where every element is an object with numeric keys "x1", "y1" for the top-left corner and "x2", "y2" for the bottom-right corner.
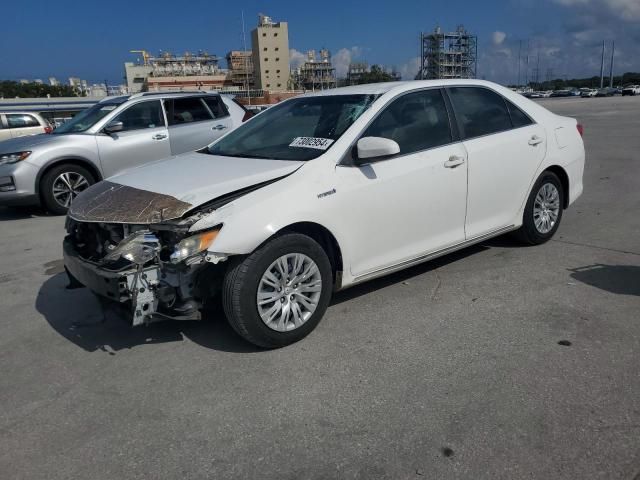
[
  {"x1": 528, "y1": 135, "x2": 543, "y2": 146},
  {"x1": 152, "y1": 133, "x2": 167, "y2": 140},
  {"x1": 212, "y1": 124, "x2": 227, "y2": 131},
  {"x1": 444, "y1": 156, "x2": 465, "y2": 168}
]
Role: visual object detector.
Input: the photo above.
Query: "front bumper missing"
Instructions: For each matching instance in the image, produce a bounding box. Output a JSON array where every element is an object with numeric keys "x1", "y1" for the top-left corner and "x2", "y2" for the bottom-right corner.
[{"x1": 63, "y1": 237, "x2": 201, "y2": 326}]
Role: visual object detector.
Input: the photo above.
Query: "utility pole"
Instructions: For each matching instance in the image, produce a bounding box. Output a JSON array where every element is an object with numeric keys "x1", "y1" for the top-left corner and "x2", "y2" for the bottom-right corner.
[
  {"x1": 241, "y1": 10, "x2": 250, "y2": 105},
  {"x1": 525, "y1": 40, "x2": 530, "y2": 87},
  {"x1": 517, "y1": 40, "x2": 522, "y2": 87},
  {"x1": 609, "y1": 40, "x2": 615, "y2": 88},
  {"x1": 599, "y1": 40, "x2": 606, "y2": 89}
]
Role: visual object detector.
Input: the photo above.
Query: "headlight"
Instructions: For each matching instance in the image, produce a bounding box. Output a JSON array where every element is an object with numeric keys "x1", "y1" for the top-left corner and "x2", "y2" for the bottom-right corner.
[
  {"x1": 170, "y1": 228, "x2": 221, "y2": 263},
  {"x1": 104, "y1": 231, "x2": 160, "y2": 265},
  {"x1": 0, "y1": 151, "x2": 31, "y2": 166}
]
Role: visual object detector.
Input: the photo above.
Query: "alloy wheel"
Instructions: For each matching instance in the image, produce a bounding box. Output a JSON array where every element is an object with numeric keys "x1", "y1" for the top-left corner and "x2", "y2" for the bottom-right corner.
[
  {"x1": 52, "y1": 172, "x2": 90, "y2": 208},
  {"x1": 533, "y1": 182, "x2": 560, "y2": 234},
  {"x1": 256, "y1": 253, "x2": 323, "y2": 332}
]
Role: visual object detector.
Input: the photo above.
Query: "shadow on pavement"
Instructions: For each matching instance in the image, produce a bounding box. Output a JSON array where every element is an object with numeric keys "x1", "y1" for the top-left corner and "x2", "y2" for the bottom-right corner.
[
  {"x1": 37, "y1": 233, "x2": 520, "y2": 353},
  {"x1": 0, "y1": 206, "x2": 48, "y2": 220},
  {"x1": 569, "y1": 264, "x2": 640, "y2": 296},
  {"x1": 36, "y1": 273, "x2": 261, "y2": 354}
]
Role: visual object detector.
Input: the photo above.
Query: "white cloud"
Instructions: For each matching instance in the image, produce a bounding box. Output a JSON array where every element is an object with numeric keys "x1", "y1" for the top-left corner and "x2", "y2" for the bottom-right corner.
[
  {"x1": 331, "y1": 47, "x2": 363, "y2": 78},
  {"x1": 399, "y1": 57, "x2": 421, "y2": 80},
  {"x1": 553, "y1": 0, "x2": 640, "y2": 21},
  {"x1": 492, "y1": 31, "x2": 507, "y2": 45},
  {"x1": 289, "y1": 49, "x2": 306, "y2": 70}
]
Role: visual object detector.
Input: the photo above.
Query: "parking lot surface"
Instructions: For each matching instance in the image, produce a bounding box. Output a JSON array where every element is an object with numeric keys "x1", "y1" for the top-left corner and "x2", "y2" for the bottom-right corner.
[{"x1": 1, "y1": 96, "x2": 639, "y2": 480}]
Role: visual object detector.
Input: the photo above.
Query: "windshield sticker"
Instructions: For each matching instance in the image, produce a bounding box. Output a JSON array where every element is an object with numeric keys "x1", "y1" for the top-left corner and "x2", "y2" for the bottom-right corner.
[
  {"x1": 289, "y1": 137, "x2": 334, "y2": 150},
  {"x1": 100, "y1": 106, "x2": 117, "y2": 111}
]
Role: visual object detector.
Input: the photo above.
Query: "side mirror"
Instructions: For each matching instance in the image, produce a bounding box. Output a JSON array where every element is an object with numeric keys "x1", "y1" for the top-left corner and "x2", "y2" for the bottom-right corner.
[
  {"x1": 104, "y1": 120, "x2": 124, "y2": 134},
  {"x1": 355, "y1": 137, "x2": 400, "y2": 164}
]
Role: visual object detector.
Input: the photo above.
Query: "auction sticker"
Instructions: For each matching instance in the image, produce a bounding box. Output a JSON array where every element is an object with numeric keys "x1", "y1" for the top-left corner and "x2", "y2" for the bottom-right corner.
[{"x1": 289, "y1": 137, "x2": 334, "y2": 150}]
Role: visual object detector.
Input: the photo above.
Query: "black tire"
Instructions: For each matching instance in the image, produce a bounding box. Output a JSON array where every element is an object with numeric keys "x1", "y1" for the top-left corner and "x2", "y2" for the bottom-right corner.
[
  {"x1": 40, "y1": 164, "x2": 96, "y2": 215},
  {"x1": 516, "y1": 171, "x2": 564, "y2": 245},
  {"x1": 222, "y1": 233, "x2": 333, "y2": 348}
]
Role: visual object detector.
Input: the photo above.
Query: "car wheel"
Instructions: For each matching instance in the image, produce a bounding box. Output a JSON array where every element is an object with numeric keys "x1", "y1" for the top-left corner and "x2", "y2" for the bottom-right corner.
[
  {"x1": 40, "y1": 164, "x2": 95, "y2": 215},
  {"x1": 222, "y1": 233, "x2": 333, "y2": 348},
  {"x1": 516, "y1": 171, "x2": 564, "y2": 245}
]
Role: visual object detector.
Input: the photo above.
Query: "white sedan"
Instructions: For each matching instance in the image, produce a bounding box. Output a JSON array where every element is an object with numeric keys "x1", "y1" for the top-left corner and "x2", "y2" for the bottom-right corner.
[{"x1": 64, "y1": 80, "x2": 585, "y2": 348}]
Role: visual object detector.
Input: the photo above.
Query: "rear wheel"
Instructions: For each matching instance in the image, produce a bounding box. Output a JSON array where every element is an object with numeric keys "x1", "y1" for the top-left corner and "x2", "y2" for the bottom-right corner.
[
  {"x1": 516, "y1": 171, "x2": 564, "y2": 245},
  {"x1": 222, "y1": 233, "x2": 333, "y2": 348},
  {"x1": 40, "y1": 164, "x2": 95, "y2": 215}
]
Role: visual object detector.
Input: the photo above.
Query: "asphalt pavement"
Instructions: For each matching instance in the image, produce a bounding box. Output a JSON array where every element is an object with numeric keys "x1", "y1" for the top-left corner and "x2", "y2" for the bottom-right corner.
[{"x1": 1, "y1": 96, "x2": 639, "y2": 479}]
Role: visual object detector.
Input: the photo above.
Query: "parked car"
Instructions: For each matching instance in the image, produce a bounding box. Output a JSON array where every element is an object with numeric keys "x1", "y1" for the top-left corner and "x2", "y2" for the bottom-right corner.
[
  {"x1": 568, "y1": 89, "x2": 581, "y2": 97},
  {"x1": 0, "y1": 111, "x2": 52, "y2": 142},
  {"x1": 550, "y1": 89, "x2": 571, "y2": 97},
  {"x1": 0, "y1": 92, "x2": 250, "y2": 213},
  {"x1": 581, "y1": 89, "x2": 598, "y2": 98},
  {"x1": 63, "y1": 80, "x2": 585, "y2": 348},
  {"x1": 622, "y1": 85, "x2": 640, "y2": 96},
  {"x1": 596, "y1": 87, "x2": 616, "y2": 97}
]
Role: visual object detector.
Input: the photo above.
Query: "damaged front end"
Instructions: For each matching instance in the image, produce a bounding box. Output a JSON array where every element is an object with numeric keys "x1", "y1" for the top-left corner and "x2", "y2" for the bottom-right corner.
[
  {"x1": 63, "y1": 184, "x2": 229, "y2": 326},
  {"x1": 64, "y1": 219, "x2": 227, "y2": 326}
]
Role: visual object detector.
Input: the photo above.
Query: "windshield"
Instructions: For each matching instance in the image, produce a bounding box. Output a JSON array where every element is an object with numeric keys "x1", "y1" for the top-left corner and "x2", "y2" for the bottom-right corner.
[
  {"x1": 208, "y1": 94, "x2": 379, "y2": 161},
  {"x1": 53, "y1": 100, "x2": 126, "y2": 134}
]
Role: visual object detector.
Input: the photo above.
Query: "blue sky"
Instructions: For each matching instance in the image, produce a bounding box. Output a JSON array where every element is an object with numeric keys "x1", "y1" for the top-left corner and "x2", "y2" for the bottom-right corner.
[{"x1": 2, "y1": 0, "x2": 639, "y2": 85}]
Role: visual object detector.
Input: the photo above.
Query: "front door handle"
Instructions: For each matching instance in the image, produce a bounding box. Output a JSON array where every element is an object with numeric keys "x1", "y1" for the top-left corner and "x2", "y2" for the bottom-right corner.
[
  {"x1": 212, "y1": 124, "x2": 227, "y2": 131},
  {"x1": 528, "y1": 135, "x2": 543, "y2": 146},
  {"x1": 152, "y1": 133, "x2": 167, "y2": 140},
  {"x1": 444, "y1": 155, "x2": 465, "y2": 168}
]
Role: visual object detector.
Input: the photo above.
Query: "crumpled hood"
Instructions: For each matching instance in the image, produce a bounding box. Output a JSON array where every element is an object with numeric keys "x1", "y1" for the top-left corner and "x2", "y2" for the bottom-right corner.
[{"x1": 68, "y1": 151, "x2": 303, "y2": 224}]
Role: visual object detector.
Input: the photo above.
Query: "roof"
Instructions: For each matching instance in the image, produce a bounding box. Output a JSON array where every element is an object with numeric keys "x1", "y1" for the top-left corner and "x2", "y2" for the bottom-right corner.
[{"x1": 303, "y1": 79, "x2": 509, "y2": 97}]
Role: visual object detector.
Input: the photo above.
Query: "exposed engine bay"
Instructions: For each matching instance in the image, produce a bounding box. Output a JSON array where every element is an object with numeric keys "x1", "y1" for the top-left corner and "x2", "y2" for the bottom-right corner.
[{"x1": 63, "y1": 214, "x2": 226, "y2": 326}]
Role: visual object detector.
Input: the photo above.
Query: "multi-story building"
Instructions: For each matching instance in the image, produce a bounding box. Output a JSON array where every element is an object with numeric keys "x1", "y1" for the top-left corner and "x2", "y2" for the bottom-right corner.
[
  {"x1": 226, "y1": 50, "x2": 255, "y2": 89},
  {"x1": 251, "y1": 14, "x2": 290, "y2": 91}
]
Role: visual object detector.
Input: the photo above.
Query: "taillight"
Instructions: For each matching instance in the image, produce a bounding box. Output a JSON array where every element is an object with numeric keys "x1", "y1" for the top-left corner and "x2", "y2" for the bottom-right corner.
[
  {"x1": 44, "y1": 126, "x2": 53, "y2": 134},
  {"x1": 242, "y1": 110, "x2": 254, "y2": 122},
  {"x1": 576, "y1": 124, "x2": 584, "y2": 137}
]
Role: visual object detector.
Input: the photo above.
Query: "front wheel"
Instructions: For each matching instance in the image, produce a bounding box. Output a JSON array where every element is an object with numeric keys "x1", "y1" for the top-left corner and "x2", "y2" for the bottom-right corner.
[
  {"x1": 516, "y1": 171, "x2": 564, "y2": 245},
  {"x1": 40, "y1": 164, "x2": 95, "y2": 215},
  {"x1": 222, "y1": 233, "x2": 333, "y2": 348}
]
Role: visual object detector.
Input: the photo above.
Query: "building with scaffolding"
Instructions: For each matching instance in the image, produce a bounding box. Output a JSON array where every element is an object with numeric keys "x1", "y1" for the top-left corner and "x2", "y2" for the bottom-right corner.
[
  {"x1": 292, "y1": 49, "x2": 337, "y2": 91},
  {"x1": 125, "y1": 50, "x2": 231, "y2": 93},
  {"x1": 226, "y1": 50, "x2": 255, "y2": 89},
  {"x1": 417, "y1": 25, "x2": 477, "y2": 80}
]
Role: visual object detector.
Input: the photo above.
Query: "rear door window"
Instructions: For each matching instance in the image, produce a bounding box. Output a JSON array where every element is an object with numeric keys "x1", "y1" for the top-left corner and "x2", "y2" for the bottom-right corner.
[
  {"x1": 113, "y1": 100, "x2": 164, "y2": 132},
  {"x1": 448, "y1": 87, "x2": 513, "y2": 139},
  {"x1": 203, "y1": 96, "x2": 230, "y2": 119},
  {"x1": 166, "y1": 97, "x2": 213, "y2": 125},
  {"x1": 363, "y1": 89, "x2": 453, "y2": 155},
  {"x1": 6, "y1": 113, "x2": 41, "y2": 128}
]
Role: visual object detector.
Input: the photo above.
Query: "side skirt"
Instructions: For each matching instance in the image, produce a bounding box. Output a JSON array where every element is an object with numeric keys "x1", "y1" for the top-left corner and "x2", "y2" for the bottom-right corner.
[{"x1": 347, "y1": 225, "x2": 518, "y2": 287}]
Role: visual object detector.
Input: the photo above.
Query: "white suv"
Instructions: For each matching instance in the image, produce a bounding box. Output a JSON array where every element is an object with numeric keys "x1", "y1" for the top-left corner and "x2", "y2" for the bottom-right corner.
[
  {"x1": 64, "y1": 80, "x2": 585, "y2": 348},
  {"x1": 0, "y1": 111, "x2": 52, "y2": 141}
]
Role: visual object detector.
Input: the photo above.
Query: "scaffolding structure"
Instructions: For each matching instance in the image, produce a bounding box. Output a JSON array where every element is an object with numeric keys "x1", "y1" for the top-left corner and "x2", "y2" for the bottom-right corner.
[
  {"x1": 418, "y1": 25, "x2": 477, "y2": 80},
  {"x1": 292, "y1": 49, "x2": 337, "y2": 91},
  {"x1": 130, "y1": 50, "x2": 222, "y2": 77}
]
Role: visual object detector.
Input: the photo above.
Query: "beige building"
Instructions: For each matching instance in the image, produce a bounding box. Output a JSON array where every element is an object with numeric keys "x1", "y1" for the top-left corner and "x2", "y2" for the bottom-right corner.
[{"x1": 251, "y1": 14, "x2": 290, "y2": 91}]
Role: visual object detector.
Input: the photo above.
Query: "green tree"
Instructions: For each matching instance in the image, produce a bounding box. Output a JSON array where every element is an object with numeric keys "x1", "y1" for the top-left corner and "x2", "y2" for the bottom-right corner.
[
  {"x1": 354, "y1": 65, "x2": 396, "y2": 85},
  {"x1": 0, "y1": 81, "x2": 79, "y2": 98}
]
